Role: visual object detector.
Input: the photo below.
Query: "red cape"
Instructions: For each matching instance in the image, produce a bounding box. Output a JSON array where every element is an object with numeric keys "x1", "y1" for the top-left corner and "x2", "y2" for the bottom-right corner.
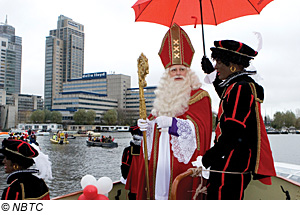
[{"x1": 136, "y1": 88, "x2": 212, "y2": 199}]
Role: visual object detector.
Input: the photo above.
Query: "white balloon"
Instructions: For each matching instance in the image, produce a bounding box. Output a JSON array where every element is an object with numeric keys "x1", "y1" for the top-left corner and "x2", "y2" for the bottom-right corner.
[
  {"x1": 80, "y1": 175, "x2": 97, "y2": 189},
  {"x1": 95, "y1": 180, "x2": 102, "y2": 194},
  {"x1": 97, "y1": 177, "x2": 113, "y2": 194}
]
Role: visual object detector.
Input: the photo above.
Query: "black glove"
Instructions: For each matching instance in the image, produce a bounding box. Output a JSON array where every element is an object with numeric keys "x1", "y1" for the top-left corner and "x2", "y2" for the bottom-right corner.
[{"x1": 201, "y1": 56, "x2": 214, "y2": 74}]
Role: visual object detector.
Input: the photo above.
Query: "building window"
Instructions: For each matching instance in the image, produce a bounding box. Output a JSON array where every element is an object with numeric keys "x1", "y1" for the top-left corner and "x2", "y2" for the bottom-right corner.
[{"x1": 1, "y1": 41, "x2": 6, "y2": 47}]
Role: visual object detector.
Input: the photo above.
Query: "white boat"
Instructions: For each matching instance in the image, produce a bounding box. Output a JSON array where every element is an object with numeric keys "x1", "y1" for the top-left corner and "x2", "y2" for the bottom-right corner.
[
  {"x1": 0, "y1": 132, "x2": 9, "y2": 138},
  {"x1": 274, "y1": 162, "x2": 300, "y2": 183},
  {"x1": 36, "y1": 130, "x2": 51, "y2": 136}
]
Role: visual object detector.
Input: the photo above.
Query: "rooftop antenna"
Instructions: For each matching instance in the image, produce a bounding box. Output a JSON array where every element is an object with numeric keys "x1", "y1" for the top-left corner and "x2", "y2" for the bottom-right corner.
[{"x1": 0, "y1": 15, "x2": 7, "y2": 25}]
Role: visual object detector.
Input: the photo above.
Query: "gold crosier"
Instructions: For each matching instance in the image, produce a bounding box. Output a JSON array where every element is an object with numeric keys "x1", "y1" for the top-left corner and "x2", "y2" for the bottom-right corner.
[{"x1": 137, "y1": 53, "x2": 151, "y2": 200}]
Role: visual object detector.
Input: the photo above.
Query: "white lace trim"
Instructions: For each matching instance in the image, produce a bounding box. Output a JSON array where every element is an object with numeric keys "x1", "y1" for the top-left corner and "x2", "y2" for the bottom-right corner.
[
  {"x1": 170, "y1": 118, "x2": 197, "y2": 164},
  {"x1": 145, "y1": 119, "x2": 155, "y2": 159}
]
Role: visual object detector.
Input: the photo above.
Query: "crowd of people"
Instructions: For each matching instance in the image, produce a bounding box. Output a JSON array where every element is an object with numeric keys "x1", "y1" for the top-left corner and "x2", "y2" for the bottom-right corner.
[
  {"x1": 7, "y1": 130, "x2": 37, "y2": 144},
  {"x1": 52, "y1": 131, "x2": 68, "y2": 142},
  {"x1": 87, "y1": 134, "x2": 114, "y2": 143},
  {"x1": 1, "y1": 23, "x2": 276, "y2": 200}
]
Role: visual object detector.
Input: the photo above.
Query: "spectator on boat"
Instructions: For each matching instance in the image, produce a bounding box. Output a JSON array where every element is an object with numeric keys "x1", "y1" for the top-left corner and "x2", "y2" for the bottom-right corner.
[
  {"x1": 29, "y1": 134, "x2": 37, "y2": 144},
  {"x1": 200, "y1": 40, "x2": 276, "y2": 199},
  {"x1": 8, "y1": 133, "x2": 13, "y2": 140},
  {"x1": 121, "y1": 125, "x2": 142, "y2": 200},
  {"x1": 88, "y1": 132, "x2": 92, "y2": 141},
  {"x1": 136, "y1": 23, "x2": 212, "y2": 200},
  {"x1": 59, "y1": 132, "x2": 65, "y2": 141},
  {"x1": 0, "y1": 139, "x2": 50, "y2": 200}
]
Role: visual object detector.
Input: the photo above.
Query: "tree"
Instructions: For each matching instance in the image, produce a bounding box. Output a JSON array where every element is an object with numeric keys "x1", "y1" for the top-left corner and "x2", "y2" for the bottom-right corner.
[
  {"x1": 86, "y1": 110, "x2": 96, "y2": 125},
  {"x1": 270, "y1": 110, "x2": 299, "y2": 129},
  {"x1": 44, "y1": 109, "x2": 52, "y2": 122},
  {"x1": 212, "y1": 112, "x2": 217, "y2": 131},
  {"x1": 271, "y1": 111, "x2": 284, "y2": 129},
  {"x1": 117, "y1": 108, "x2": 131, "y2": 125},
  {"x1": 283, "y1": 111, "x2": 296, "y2": 128},
  {"x1": 73, "y1": 109, "x2": 87, "y2": 124},
  {"x1": 103, "y1": 109, "x2": 117, "y2": 125},
  {"x1": 296, "y1": 108, "x2": 300, "y2": 118},
  {"x1": 295, "y1": 118, "x2": 300, "y2": 129},
  {"x1": 30, "y1": 110, "x2": 45, "y2": 123},
  {"x1": 51, "y1": 111, "x2": 62, "y2": 123}
]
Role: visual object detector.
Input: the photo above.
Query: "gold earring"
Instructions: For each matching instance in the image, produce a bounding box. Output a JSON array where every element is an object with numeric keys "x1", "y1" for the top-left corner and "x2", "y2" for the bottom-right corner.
[
  {"x1": 230, "y1": 66, "x2": 236, "y2": 73},
  {"x1": 13, "y1": 164, "x2": 19, "y2": 170}
]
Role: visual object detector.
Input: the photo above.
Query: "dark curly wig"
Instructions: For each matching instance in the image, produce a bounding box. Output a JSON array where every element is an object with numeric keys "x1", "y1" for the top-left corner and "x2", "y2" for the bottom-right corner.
[{"x1": 211, "y1": 48, "x2": 252, "y2": 68}]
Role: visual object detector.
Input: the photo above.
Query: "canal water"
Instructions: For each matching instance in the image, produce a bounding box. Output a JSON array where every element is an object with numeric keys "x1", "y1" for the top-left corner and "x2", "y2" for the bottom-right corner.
[{"x1": 0, "y1": 132, "x2": 300, "y2": 198}]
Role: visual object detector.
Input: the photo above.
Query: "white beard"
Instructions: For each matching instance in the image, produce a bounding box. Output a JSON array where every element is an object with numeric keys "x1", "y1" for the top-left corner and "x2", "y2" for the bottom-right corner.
[{"x1": 151, "y1": 69, "x2": 202, "y2": 117}]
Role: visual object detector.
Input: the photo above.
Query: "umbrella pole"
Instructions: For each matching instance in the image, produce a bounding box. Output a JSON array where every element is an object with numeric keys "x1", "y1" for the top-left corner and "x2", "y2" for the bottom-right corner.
[{"x1": 199, "y1": 0, "x2": 206, "y2": 56}]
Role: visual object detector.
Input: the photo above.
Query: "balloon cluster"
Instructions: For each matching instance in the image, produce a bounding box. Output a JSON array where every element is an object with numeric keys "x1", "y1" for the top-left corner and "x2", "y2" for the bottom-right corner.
[{"x1": 78, "y1": 175, "x2": 113, "y2": 200}]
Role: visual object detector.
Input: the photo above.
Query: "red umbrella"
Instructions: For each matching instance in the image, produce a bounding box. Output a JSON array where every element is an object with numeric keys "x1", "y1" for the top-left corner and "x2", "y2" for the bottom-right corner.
[{"x1": 132, "y1": 0, "x2": 273, "y2": 56}]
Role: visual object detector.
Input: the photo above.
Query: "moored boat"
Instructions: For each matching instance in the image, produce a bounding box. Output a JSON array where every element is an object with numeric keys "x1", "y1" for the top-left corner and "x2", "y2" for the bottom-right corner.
[
  {"x1": 266, "y1": 127, "x2": 280, "y2": 134},
  {"x1": 0, "y1": 132, "x2": 9, "y2": 138},
  {"x1": 36, "y1": 130, "x2": 51, "y2": 136}
]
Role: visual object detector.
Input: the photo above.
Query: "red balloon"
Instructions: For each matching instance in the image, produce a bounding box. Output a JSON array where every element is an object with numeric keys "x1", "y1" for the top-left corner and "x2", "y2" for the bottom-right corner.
[
  {"x1": 78, "y1": 194, "x2": 87, "y2": 200},
  {"x1": 83, "y1": 185, "x2": 98, "y2": 200},
  {"x1": 95, "y1": 194, "x2": 109, "y2": 200}
]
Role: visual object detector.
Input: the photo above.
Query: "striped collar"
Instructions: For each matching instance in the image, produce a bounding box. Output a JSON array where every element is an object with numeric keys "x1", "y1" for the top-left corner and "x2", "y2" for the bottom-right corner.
[
  {"x1": 7, "y1": 169, "x2": 39, "y2": 184},
  {"x1": 219, "y1": 70, "x2": 256, "y2": 87}
]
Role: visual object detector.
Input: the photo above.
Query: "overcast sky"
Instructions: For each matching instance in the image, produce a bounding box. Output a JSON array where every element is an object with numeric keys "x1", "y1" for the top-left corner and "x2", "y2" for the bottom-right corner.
[{"x1": 1, "y1": 0, "x2": 300, "y2": 117}]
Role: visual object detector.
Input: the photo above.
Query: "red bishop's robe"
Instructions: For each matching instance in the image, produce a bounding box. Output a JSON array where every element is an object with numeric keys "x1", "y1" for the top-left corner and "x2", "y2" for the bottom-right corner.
[{"x1": 136, "y1": 88, "x2": 212, "y2": 200}]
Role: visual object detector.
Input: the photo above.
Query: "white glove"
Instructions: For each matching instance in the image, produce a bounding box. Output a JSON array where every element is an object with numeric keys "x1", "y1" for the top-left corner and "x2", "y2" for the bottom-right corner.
[
  {"x1": 192, "y1": 156, "x2": 210, "y2": 179},
  {"x1": 137, "y1": 118, "x2": 149, "y2": 131},
  {"x1": 156, "y1": 116, "x2": 173, "y2": 129}
]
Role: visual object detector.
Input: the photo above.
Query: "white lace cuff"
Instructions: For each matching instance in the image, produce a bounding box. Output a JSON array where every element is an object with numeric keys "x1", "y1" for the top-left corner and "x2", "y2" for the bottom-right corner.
[{"x1": 170, "y1": 118, "x2": 197, "y2": 164}]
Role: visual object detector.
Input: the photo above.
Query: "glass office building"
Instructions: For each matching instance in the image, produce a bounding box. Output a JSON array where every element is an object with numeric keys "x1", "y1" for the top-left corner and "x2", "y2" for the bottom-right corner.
[
  {"x1": 0, "y1": 18, "x2": 22, "y2": 94},
  {"x1": 44, "y1": 15, "x2": 84, "y2": 110}
]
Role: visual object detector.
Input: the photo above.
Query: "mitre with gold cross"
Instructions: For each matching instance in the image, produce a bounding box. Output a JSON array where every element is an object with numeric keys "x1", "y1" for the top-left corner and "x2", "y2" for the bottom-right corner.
[{"x1": 158, "y1": 23, "x2": 195, "y2": 69}]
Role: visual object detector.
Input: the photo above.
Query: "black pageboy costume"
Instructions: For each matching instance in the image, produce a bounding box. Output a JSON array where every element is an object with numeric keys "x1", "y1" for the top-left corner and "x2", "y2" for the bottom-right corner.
[{"x1": 201, "y1": 40, "x2": 276, "y2": 200}]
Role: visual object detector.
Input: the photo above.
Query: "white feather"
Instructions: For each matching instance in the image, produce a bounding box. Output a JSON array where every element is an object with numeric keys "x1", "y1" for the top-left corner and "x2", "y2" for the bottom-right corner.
[{"x1": 253, "y1": 31, "x2": 263, "y2": 52}]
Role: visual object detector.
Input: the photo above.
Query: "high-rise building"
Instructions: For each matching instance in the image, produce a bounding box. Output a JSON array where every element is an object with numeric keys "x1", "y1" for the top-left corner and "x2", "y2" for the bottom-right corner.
[
  {"x1": 43, "y1": 15, "x2": 156, "y2": 125},
  {"x1": 44, "y1": 15, "x2": 84, "y2": 110},
  {"x1": 0, "y1": 16, "x2": 22, "y2": 94}
]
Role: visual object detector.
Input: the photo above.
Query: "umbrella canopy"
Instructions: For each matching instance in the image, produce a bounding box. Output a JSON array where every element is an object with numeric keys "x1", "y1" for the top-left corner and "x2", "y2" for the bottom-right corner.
[
  {"x1": 132, "y1": 0, "x2": 273, "y2": 26},
  {"x1": 132, "y1": 0, "x2": 273, "y2": 55}
]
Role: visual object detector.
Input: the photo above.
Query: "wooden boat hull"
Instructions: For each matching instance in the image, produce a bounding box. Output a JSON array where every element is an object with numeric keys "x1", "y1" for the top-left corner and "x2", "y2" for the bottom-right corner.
[
  {"x1": 52, "y1": 181, "x2": 128, "y2": 200},
  {"x1": 244, "y1": 175, "x2": 300, "y2": 200},
  {"x1": 53, "y1": 176, "x2": 300, "y2": 200},
  {"x1": 50, "y1": 138, "x2": 69, "y2": 144},
  {"x1": 86, "y1": 140, "x2": 118, "y2": 148}
]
